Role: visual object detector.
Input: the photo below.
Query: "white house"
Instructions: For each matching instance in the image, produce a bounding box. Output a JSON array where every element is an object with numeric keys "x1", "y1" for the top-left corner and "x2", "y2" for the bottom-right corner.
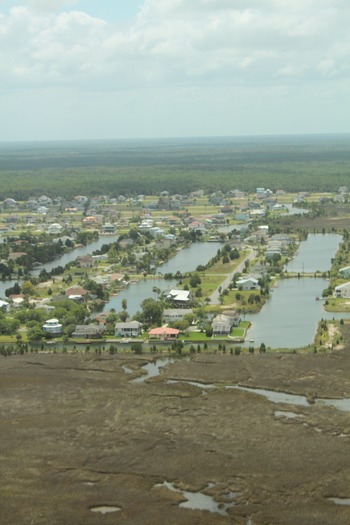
[
  {"x1": 212, "y1": 314, "x2": 232, "y2": 335},
  {"x1": 163, "y1": 309, "x2": 193, "y2": 323},
  {"x1": 42, "y1": 318, "x2": 63, "y2": 335},
  {"x1": 166, "y1": 289, "x2": 191, "y2": 307},
  {"x1": 334, "y1": 282, "x2": 350, "y2": 298},
  {"x1": 236, "y1": 277, "x2": 260, "y2": 290},
  {"x1": 101, "y1": 223, "x2": 116, "y2": 234},
  {"x1": 115, "y1": 321, "x2": 142, "y2": 338},
  {"x1": 47, "y1": 223, "x2": 63, "y2": 234}
]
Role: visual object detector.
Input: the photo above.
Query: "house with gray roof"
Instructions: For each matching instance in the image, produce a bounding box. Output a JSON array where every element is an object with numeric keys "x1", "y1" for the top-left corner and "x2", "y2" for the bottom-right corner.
[{"x1": 115, "y1": 321, "x2": 142, "y2": 338}]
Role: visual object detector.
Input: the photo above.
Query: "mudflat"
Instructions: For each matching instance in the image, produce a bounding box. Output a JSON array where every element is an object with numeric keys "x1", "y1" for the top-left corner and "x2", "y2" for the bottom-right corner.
[{"x1": 1, "y1": 349, "x2": 350, "y2": 525}]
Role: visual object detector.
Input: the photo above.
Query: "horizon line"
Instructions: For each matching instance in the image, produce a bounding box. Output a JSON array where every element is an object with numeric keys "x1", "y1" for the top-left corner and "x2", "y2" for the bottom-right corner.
[{"x1": 1, "y1": 131, "x2": 350, "y2": 146}]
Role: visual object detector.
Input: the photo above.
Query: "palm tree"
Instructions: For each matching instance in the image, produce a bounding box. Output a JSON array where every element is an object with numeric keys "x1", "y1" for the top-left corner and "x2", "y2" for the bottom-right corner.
[{"x1": 152, "y1": 286, "x2": 161, "y2": 300}]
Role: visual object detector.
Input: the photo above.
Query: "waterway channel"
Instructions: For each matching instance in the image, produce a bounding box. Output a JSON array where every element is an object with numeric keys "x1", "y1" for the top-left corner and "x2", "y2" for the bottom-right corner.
[
  {"x1": 104, "y1": 242, "x2": 221, "y2": 315},
  {"x1": 0, "y1": 234, "x2": 120, "y2": 298},
  {"x1": 245, "y1": 233, "x2": 343, "y2": 348},
  {"x1": 128, "y1": 358, "x2": 350, "y2": 414}
]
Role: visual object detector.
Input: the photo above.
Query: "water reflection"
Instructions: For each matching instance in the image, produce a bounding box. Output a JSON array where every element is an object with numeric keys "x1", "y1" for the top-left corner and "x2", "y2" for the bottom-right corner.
[
  {"x1": 155, "y1": 481, "x2": 237, "y2": 516},
  {"x1": 245, "y1": 278, "x2": 343, "y2": 348},
  {"x1": 130, "y1": 358, "x2": 175, "y2": 383},
  {"x1": 90, "y1": 506, "x2": 121, "y2": 514},
  {"x1": 167, "y1": 379, "x2": 350, "y2": 413},
  {"x1": 285, "y1": 233, "x2": 341, "y2": 274},
  {"x1": 225, "y1": 385, "x2": 311, "y2": 406},
  {"x1": 328, "y1": 497, "x2": 350, "y2": 505}
]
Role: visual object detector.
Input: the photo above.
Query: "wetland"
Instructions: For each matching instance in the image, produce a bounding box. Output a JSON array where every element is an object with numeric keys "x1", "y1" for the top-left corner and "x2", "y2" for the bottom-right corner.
[{"x1": 1, "y1": 347, "x2": 350, "y2": 525}]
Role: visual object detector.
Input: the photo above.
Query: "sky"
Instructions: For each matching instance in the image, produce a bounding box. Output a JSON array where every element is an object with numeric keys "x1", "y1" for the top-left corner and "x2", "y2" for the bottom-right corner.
[{"x1": 0, "y1": 0, "x2": 350, "y2": 141}]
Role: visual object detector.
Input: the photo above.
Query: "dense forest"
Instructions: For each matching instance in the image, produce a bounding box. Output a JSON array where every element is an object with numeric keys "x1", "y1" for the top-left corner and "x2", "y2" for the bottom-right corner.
[{"x1": 0, "y1": 134, "x2": 350, "y2": 199}]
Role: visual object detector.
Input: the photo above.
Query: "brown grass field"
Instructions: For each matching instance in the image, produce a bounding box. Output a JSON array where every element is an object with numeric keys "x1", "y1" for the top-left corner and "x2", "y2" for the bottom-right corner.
[{"x1": 1, "y1": 338, "x2": 350, "y2": 525}]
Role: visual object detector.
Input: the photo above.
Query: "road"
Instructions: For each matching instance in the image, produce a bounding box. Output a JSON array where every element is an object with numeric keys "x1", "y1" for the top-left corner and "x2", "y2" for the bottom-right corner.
[{"x1": 208, "y1": 249, "x2": 257, "y2": 305}]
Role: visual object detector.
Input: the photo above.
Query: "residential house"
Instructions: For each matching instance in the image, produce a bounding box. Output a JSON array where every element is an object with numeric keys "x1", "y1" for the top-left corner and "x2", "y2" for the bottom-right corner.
[
  {"x1": 76, "y1": 255, "x2": 94, "y2": 268},
  {"x1": 212, "y1": 314, "x2": 233, "y2": 335},
  {"x1": 221, "y1": 309, "x2": 241, "y2": 327},
  {"x1": 188, "y1": 221, "x2": 206, "y2": 232},
  {"x1": 38, "y1": 195, "x2": 53, "y2": 206},
  {"x1": 166, "y1": 289, "x2": 191, "y2": 308},
  {"x1": 220, "y1": 206, "x2": 234, "y2": 214},
  {"x1": 339, "y1": 266, "x2": 350, "y2": 278},
  {"x1": 83, "y1": 216, "x2": 99, "y2": 228},
  {"x1": 109, "y1": 272, "x2": 124, "y2": 283},
  {"x1": 101, "y1": 223, "x2": 116, "y2": 234},
  {"x1": 3, "y1": 198, "x2": 17, "y2": 208},
  {"x1": 163, "y1": 308, "x2": 193, "y2": 323},
  {"x1": 47, "y1": 223, "x2": 63, "y2": 234},
  {"x1": 115, "y1": 321, "x2": 142, "y2": 338},
  {"x1": 250, "y1": 209, "x2": 266, "y2": 219},
  {"x1": 95, "y1": 312, "x2": 110, "y2": 324},
  {"x1": 148, "y1": 327, "x2": 180, "y2": 340},
  {"x1": 9, "y1": 294, "x2": 25, "y2": 307},
  {"x1": 236, "y1": 277, "x2": 260, "y2": 290},
  {"x1": 65, "y1": 287, "x2": 89, "y2": 301},
  {"x1": 71, "y1": 324, "x2": 105, "y2": 338},
  {"x1": 149, "y1": 227, "x2": 165, "y2": 237},
  {"x1": 334, "y1": 282, "x2": 350, "y2": 298},
  {"x1": 155, "y1": 237, "x2": 175, "y2": 250},
  {"x1": 42, "y1": 318, "x2": 63, "y2": 335},
  {"x1": 235, "y1": 212, "x2": 249, "y2": 221}
]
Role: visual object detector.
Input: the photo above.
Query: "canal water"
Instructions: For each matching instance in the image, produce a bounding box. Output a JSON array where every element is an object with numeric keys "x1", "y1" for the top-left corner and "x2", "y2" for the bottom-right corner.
[
  {"x1": 285, "y1": 233, "x2": 340, "y2": 273},
  {"x1": 0, "y1": 234, "x2": 120, "y2": 298},
  {"x1": 104, "y1": 242, "x2": 221, "y2": 315},
  {"x1": 31, "y1": 234, "x2": 120, "y2": 274},
  {"x1": 245, "y1": 233, "x2": 343, "y2": 348}
]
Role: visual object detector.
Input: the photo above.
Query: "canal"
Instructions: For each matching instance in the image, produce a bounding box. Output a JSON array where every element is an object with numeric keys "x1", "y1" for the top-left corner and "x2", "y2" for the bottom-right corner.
[
  {"x1": 0, "y1": 234, "x2": 120, "y2": 298},
  {"x1": 104, "y1": 242, "x2": 222, "y2": 315},
  {"x1": 245, "y1": 233, "x2": 344, "y2": 348}
]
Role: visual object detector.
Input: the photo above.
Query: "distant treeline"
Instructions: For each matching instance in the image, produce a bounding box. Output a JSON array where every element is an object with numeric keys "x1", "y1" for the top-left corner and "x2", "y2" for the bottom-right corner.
[{"x1": 1, "y1": 135, "x2": 350, "y2": 199}]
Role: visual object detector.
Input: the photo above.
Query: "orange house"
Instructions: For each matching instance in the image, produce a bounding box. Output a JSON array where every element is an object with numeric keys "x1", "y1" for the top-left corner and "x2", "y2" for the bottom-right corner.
[{"x1": 148, "y1": 327, "x2": 180, "y2": 340}]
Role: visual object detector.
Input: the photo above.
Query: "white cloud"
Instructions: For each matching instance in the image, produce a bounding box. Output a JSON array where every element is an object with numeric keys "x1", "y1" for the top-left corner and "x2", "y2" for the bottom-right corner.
[
  {"x1": 1, "y1": 0, "x2": 350, "y2": 91},
  {"x1": 23, "y1": 0, "x2": 77, "y2": 11},
  {"x1": 1, "y1": 0, "x2": 350, "y2": 140}
]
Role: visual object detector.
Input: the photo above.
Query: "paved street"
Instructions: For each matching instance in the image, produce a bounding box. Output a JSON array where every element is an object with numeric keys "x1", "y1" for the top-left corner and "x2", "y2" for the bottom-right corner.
[{"x1": 209, "y1": 249, "x2": 256, "y2": 304}]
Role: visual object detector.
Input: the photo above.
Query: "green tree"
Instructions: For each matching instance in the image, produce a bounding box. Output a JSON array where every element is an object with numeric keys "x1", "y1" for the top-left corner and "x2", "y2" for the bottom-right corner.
[
  {"x1": 21, "y1": 280, "x2": 36, "y2": 297},
  {"x1": 28, "y1": 326, "x2": 44, "y2": 343},
  {"x1": 189, "y1": 274, "x2": 201, "y2": 288},
  {"x1": 259, "y1": 342, "x2": 266, "y2": 354},
  {"x1": 141, "y1": 298, "x2": 163, "y2": 326}
]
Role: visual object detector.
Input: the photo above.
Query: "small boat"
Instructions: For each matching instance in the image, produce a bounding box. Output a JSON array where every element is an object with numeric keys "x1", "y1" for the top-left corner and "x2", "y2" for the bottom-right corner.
[
  {"x1": 315, "y1": 296, "x2": 320, "y2": 301},
  {"x1": 249, "y1": 338, "x2": 254, "y2": 343}
]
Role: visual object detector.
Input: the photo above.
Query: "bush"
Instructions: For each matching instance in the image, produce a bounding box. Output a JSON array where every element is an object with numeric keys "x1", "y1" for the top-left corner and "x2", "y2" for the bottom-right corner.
[
  {"x1": 131, "y1": 342, "x2": 143, "y2": 354},
  {"x1": 205, "y1": 326, "x2": 213, "y2": 337}
]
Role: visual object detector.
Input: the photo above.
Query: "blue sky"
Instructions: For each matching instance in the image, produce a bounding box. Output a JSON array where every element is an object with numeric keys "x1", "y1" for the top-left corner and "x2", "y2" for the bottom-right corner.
[{"x1": 0, "y1": 0, "x2": 350, "y2": 141}]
